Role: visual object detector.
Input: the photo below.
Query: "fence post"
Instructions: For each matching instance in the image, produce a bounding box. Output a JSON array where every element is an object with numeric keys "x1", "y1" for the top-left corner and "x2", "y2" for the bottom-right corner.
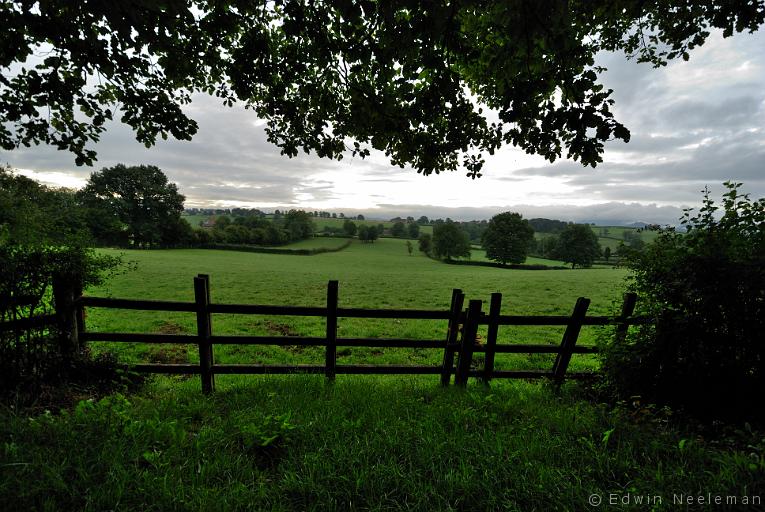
[
  {"x1": 552, "y1": 297, "x2": 590, "y2": 386},
  {"x1": 194, "y1": 274, "x2": 214, "y2": 394},
  {"x1": 52, "y1": 276, "x2": 81, "y2": 360},
  {"x1": 615, "y1": 292, "x2": 637, "y2": 343},
  {"x1": 440, "y1": 289, "x2": 464, "y2": 386},
  {"x1": 455, "y1": 299, "x2": 482, "y2": 387},
  {"x1": 482, "y1": 292, "x2": 502, "y2": 385},
  {"x1": 325, "y1": 280, "x2": 339, "y2": 381}
]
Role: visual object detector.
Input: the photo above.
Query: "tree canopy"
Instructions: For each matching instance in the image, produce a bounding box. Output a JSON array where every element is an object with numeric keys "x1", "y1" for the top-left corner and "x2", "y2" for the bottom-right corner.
[
  {"x1": 601, "y1": 183, "x2": 765, "y2": 421},
  {"x1": 553, "y1": 223, "x2": 601, "y2": 268},
  {"x1": 3, "y1": 1, "x2": 762, "y2": 175},
  {"x1": 432, "y1": 221, "x2": 471, "y2": 261},
  {"x1": 78, "y1": 164, "x2": 187, "y2": 248},
  {"x1": 482, "y1": 212, "x2": 534, "y2": 265}
]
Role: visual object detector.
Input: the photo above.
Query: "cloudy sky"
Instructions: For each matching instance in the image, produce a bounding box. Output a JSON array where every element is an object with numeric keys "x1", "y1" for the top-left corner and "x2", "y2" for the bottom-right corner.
[{"x1": 3, "y1": 29, "x2": 764, "y2": 225}]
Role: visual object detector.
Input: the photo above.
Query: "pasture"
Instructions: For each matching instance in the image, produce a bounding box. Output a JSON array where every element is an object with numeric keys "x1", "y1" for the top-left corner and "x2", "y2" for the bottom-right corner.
[
  {"x1": 4, "y1": 238, "x2": 762, "y2": 511},
  {"x1": 86, "y1": 238, "x2": 629, "y2": 374}
]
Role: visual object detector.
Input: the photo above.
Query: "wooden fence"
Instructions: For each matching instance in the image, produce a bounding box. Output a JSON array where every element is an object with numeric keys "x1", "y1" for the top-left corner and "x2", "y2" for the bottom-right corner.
[{"x1": 60, "y1": 274, "x2": 647, "y2": 393}]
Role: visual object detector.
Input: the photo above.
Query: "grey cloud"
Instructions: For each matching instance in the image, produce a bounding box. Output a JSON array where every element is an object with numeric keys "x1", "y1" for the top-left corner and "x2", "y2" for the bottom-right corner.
[
  {"x1": 658, "y1": 96, "x2": 763, "y2": 132},
  {"x1": 357, "y1": 203, "x2": 687, "y2": 226}
]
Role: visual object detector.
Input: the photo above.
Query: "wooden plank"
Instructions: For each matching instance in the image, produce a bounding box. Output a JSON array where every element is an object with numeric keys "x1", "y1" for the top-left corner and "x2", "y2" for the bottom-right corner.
[
  {"x1": 470, "y1": 370, "x2": 552, "y2": 379},
  {"x1": 337, "y1": 308, "x2": 451, "y2": 320},
  {"x1": 81, "y1": 332, "x2": 198, "y2": 344},
  {"x1": 472, "y1": 344, "x2": 598, "y2": 354},
  {"x1": 551, "y1": 297, "x2": 591, "y2": 386},
  {"x1": 128, "y1": 363, "x2": 200, "y2": 374},
  {"x1": 53, "y1": 277, "x2": 80, "y2": 356},
  {"x1": 211, "y1": 364, "x2": 444, "y2": 375},
  {"x1": 213, "y1": 364, "x2": 325, "y2": 375},
  {"x1": 213, "y1": 336, "x2": 444, "y2": 349},
  {"x1": 208, "y1": 304, "x2": 327, "y2": 316},
  {"x1": 75, "y1": 302, "x2": 86, "y2": 335},
  {"x1": 78, "y1": 296, "x2": 196, "y2": 312},
  {"x1": 195, "y1": 275, "x2": 214, "y2": 394},
  {"x1": 440, "y1": 289, "x2": 464, "y2": 386},
  {"x1": 482, "y1": 292, "x2": 502, "y2": 385},
  {"x1": 473, "y1": 370, "x2": 595, "y2": 380},
  {"x1": 211, "y1": 335, "x2": 327, "y2": 345},
  {"x1": 0, "y1": 314, "x2": 57, "y2": 332},
  {"x1": 325, "y1": 280, "x2": 338, "y2": 381},
  {"x1": 455, "y1": 299, "x2": 482, "y2": 387},
  {"x1": 336, "y1": 365, "x2": 442, "y2": 375},
  {"x1": 489, "y1": 314, "x2": 650, "y2": 326},
  {"x1": 615, "y1": 292, "x2": 638, "y2": 342},
  {"x1": 336, "y1": 338, "x2": 444, "y2": 348}
]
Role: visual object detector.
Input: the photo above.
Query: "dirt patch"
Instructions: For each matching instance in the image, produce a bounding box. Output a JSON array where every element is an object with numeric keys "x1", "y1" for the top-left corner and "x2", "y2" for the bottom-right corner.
[
  {"x1": 264, "y1": 320, "x2": 299, "y2": 337},
  {"x1": 157, "y1": 321, "x2": 185, "y2": 334},
  {"x1": 146, "y1": 344, "x2": 190, "y2": 364}
]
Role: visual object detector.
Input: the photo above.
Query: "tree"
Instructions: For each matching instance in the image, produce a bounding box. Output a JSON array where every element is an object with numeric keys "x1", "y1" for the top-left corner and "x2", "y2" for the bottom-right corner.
[
  {"x1": 432, "y1": 221, "x2": 471, "y2": 261},
  {"x1": 3, "y1": 3, "x2": 762, "y2": 174},
  {"x1": 283, "y1": 210, "x2": 314, "y2": 241},
  {"x1": 481, "y1": 212, "x2": 534, "y2": 265},
  {"x1": 78, "y1": 164, "x2": 185, "y2": 248},
  {"x1": 603, "y1": 246, "x2": 611, "y2": 262},
  {"x1": 1, "y1": 165, "x2": 90, "y2": 246},
  {"x1": 391, "y1": 221, "x2": 406, "y2": 237},
  {"x1": 406, "y1": 240, "x2": 413, "y2": 256},
  {"x1": 418, "y1": 233, "x2": 432, "y2": 256},
  {"x1": 417, "y1": 216, "x2": 430, "y2": 225},
  {"x1": 601, "y1": 183, "x2": 765, "y2": 421},
  {"x1": 343, "y1": 219, "x2": 357, "y2": 237},
  {"x1": 358, "y1": 225, "x2": 378, "y2": 243},
  {"x1": 553, "y1": 224, "x2": 601, "y2": 268},
  {"x1": 407, "y1": 222, "x2": 420, "y2": 239},
  {"x1": 356, "y1": 214, "x2": 365, "y2": 221}
]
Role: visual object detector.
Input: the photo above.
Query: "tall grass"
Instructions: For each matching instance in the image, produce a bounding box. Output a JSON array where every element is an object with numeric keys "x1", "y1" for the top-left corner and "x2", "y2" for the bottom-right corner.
[{"x1": 2, "y1": 376, "x2": 761, "y2": 510}]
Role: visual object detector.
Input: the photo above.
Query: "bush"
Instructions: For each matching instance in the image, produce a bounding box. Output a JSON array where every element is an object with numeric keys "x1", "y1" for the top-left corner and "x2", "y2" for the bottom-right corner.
[
  {"x1": 600, "y1": 183, "x2": 765, "y2": 422},
  {"x1": 0, "y1": 245, "x2": 121, "y2": 397}
]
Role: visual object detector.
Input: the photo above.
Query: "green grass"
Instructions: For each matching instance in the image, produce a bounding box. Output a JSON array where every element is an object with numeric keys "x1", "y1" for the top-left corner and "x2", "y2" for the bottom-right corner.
[
  {"x1": 85, "y1": 239, "x2": 629, "y2": 372},
  {"x1": 2, "y1": 377, "x2": 761, "y2": 511},
  {"x1": 4, "y1": 237, "x2": 762, "y2": 510}
]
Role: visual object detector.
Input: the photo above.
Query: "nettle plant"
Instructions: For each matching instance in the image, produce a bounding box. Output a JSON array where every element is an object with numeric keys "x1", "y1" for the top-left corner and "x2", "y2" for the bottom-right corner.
[{"x1": 601, "y1": 183, "x2": 765, "y2": 421}]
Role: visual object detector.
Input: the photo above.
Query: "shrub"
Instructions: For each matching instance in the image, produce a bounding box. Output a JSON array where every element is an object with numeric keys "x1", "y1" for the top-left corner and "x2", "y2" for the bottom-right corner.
[
  {"x1": 600, "y1": 183, "x2": 765, "y2": 421},
  {"x1": 0, "y1": 245, "x2": 121, "y2": 396}
]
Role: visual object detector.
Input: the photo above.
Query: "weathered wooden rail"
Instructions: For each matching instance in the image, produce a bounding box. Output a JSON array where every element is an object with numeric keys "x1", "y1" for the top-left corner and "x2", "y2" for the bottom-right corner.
[{"x1": 63, "y1": 274, "x2": 647, "y2": 393}]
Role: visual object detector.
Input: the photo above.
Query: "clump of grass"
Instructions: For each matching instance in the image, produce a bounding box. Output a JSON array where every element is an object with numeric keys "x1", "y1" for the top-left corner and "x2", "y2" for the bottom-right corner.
[{"x1": 1, "y1": 376, "x2": 762, "y2": 510}]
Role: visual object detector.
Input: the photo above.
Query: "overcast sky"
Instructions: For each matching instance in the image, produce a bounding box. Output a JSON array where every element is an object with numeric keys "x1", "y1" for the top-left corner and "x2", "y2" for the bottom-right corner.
[{"x1": 3, "y1": 29, "x2": 764, "y2": 224}]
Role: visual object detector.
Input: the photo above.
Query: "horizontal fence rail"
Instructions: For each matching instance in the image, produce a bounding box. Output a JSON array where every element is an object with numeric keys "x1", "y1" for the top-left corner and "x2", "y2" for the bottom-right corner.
[
  {"x1": 0, "y1": 313, "x2": 58, "y2": 332},
  {"x1": 63, "y1": 276, "x2": 647, "y2": 393}
]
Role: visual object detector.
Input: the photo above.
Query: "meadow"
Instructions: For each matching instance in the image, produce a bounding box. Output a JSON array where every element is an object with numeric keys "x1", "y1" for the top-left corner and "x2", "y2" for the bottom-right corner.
[
  {"x1": 3, "y1": 238, "x2": 763, "y2": 511},
  {"x1": 85, "y1": 238, "x2": 629, "y2": 374}
]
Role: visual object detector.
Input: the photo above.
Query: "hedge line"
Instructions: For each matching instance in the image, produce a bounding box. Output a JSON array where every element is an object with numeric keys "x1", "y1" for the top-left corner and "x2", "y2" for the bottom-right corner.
[
  {"x1": 200, "y1": 239, "x2": 352, "y2": 256},
  {"x1": 441, "y1": 259, "x2": 569, "y2": 270}
]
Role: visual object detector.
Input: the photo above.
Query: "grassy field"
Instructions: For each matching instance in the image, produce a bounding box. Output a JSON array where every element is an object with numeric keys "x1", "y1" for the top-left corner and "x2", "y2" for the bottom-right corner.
[
  {"x1": 4, "y1": 238, "x2": 763, "y2": 511},
  {"x1": 85, "y1": 238, "x2": 629, "y2": 373},
  {"x1": 3, "y1": 376, "x2": 761, "y2": 511}
]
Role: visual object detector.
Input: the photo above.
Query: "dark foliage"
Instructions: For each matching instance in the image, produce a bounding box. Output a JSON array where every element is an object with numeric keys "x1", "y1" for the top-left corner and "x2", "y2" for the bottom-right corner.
[
  {"x1": 78, "y1": 164, "x2": 188, "y2": 248},
  {"x1": 3, "y1": 2, "x2": 762, "y2": 175},
  {"x1": 481, "y1": 212, "x2": 534, "y2": 265},
  {"x1": 528, "y1": 218, "x2": 569, "y2": 234},
  {"x1": 432, "y1": 222, "x2": 471, "y2": 261},
  {"x1": 357, "y1": 225, "x2": 378, "y2": 243},
  {"x1": 553, "y1": 224, "x2": 601, "y2": 268},
  {"x1": 600, "y1": 183, "x2": 765, "y2": 422},
  {"x1": 1, "y1": 168, "x2": 123, "y2": 400}
]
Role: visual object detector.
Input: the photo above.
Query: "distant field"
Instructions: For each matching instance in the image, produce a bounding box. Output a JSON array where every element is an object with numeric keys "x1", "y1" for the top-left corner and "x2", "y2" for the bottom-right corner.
[
  {"x1": 532, "y1": 225, "x2": 659, "y2": 252},
  {"x1": 87, "y1": 238, "x2": 630, "y2": 374}
]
